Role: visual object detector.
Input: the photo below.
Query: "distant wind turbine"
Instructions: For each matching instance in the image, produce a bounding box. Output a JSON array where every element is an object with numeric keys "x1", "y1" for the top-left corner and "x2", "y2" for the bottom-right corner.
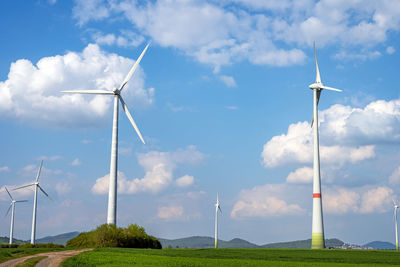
[
  {"x1": 13, "y1": 160, "x2": 51, "y2": 244},
  {"x1": 309, "y1": 42, "x2": 342, "y2": 249},
  {"x1": 394, "y1": 200, "x2": 399, "y2": 251},
  {"x1": 4, "y1": 187, "x2": 28, "y2": 244},
  {"x1": 214, "y1": 193, "x2": 222, "y2": 248},
  {"x1": 62, "y1": 43, "x2": 150, "y2": 225}
]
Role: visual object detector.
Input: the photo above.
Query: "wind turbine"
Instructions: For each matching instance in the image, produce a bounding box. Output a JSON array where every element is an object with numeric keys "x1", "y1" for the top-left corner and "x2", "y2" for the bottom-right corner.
[
  {"x1": 309, "y1": 42, "x2": 342, "y2": 249},
  {"x1": 13, "y1": 160, "x2": 51, "y2": 244},
  {"x1": 214, "y1": 193, "x2": 222, "y2": 248},
  {"x1": 4, "y1": 187, "x2": 28, "y2": 244},
  {"x1": 394, "y1": 200, "x2": 399, "y2": 251},
  {"x1": 61, "y1": 43, "x2": 150, "y2": 225}
]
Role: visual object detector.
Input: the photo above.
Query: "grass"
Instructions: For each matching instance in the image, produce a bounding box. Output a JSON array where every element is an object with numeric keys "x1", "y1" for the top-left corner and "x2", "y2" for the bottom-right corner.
[
  {"x1": 61, "y1": 248, "x2": 400, "y2": 266},
  {"x1": 15, "y1": 256, "x2": 48, "y2": 267},
  {"x1": 0, "y1": 248, "x2": 64, "y2": 263}
]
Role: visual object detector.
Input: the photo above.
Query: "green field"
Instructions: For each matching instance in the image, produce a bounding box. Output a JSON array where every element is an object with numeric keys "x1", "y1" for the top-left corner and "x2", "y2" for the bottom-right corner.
[{"x1": 61, "y1": 248, "x2": 400, "y2": 266}]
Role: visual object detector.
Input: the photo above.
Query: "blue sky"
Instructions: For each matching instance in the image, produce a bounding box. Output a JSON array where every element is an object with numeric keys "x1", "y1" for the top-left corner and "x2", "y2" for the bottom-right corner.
[{"x1": 1, "y1": 0, "x2": 400, "y2": 246}]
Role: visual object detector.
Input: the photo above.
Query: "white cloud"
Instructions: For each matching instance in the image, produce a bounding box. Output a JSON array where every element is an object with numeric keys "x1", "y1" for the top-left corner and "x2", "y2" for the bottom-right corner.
[
  {"x1": 175, "y1": 175, "x2": 194, "y2": 187},
  {"x1": 92, "y1": 146, "x2": 203, "y2": 194},
  {"x1": 92, "y1": 30, "x2": 145, "y2": 47},
  {"x1": 359, "y1": 186, "x2": 393, "y2": 214},
  {"x1": 389, "y1": 166, "x2": 400, "y2": 185},
  {"x1": 231, "y1": 184, "x2": 305, "y2": 218},
  {"x1": 261, "y1": 121, "x2": 375, "y2": 168},
  {"x1": 0, "y1": 44, "x2": 154, "y2": 128},
  {"x1": 262, "y1": 98, "x2": 400, "y2": 168},
  {"x1": 225, "y1": 106, "x2": 238, "y2": 110},
  {"x1": 334, "y1": 50, "x2": 381, "y2": 61},
  {"x1": 219, "y1": 75, "x2": 237, "y2": 87},
  {"x1": 323, "y1": 187, "x2": 360, "y2": 214},
  {"x1": 0, "y1": 166, "x2": 10, "y2": 172},
  {"x1": 157, "y1": 205, "x2": 184, "y2": 220},
  {"x1": 386, "y1": 46, "x2": 396, "y2": 54},
  {"x1": 71, "y1": 158, "x2": 82, "y2": 166},
  {"x1": 286, "y1": 166, "x2": 313, "y2": 184},
  {"x1": 72, "y1": 0, "x2": 400, "y2": 71},
  {"x1": 55, "y1": 181, "x2": 72, "y2": 195}
]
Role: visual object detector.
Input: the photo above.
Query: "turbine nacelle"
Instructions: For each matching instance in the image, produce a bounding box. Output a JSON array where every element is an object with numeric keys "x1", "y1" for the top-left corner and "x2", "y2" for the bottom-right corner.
[
  {"x1": 113, "y1": 88, "x2": 120, "y2": 95},
  {"x1": 309, "y1": 83, "x2": 323, "y2": 90}
]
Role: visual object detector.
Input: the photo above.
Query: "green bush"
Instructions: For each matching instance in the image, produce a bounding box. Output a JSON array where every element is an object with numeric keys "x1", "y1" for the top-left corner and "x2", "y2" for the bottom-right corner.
[{"x1": 66, "y1": 224, "x2": 161, "y2": 249}]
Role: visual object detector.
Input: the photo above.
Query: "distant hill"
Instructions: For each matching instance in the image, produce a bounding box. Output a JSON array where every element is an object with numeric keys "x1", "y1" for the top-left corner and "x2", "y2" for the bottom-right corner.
[
  {"x1": 158, "y1": 236, "x2": 259, "y2": 248},
  {"x1": 158, "y1": 236, "x2": 344, "y2": 249},
  {"x1": 261, "y1": 238, "x2": 344, "y2": 249},
  {"x1": 36, "y1": 232, "x2": 80, "y2": 245},
  {"x1": 0, "y1": 236, "x2": 26, "y2": 245},
  {"x1": 363, "y1": 241, "x2": 396, "y2": 250}
]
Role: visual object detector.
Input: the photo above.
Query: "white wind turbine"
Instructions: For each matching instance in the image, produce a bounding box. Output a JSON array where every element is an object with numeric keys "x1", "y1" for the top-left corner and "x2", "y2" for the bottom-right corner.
[
  {"x1": 394, "y1": 200, "x2": 399, "y2": 251},
  {"x1": 62, "y1": 43, "x2": 150, "y2": 225},
  {"x1": 309, "y1": 42, "x2": 342, "y2": 249},
  {"x1": 214, "y1": 193, "x2": 222, "y2": 248},
  {"x1": 13, "y1": 160, "x2": 51, "y2": 244},
  {"x1": 4, "y1": 187, "x2": 28, "y2": 244}
]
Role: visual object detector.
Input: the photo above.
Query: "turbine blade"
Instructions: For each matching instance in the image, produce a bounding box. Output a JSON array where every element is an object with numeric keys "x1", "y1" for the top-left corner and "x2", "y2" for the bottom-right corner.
[
  {"x1": 119, "y1": 96, "x2": 145, "y2": 144},
  {"x1": 5, "y1": 204, "x2": 12, "y2": 217},
  {"x1": 218, "y1": 206, "x2": 222, "y2": 213},
  {"x1": 38, "y1": 185, "x2": 52, "y2": 201},
  {"x1": 36, "y1": 160, "x2": 43, "y2": 182},
  {"x1": 16, "y1": 200, "x2": 28, "y2": 203},
  {"x1": 4, "y1": 187, "x2": 13, "y2": 201},
  {"x1": 311, "y1": 90, "x2": 321, "y2": 128},
  {"x1": 13, "y1": 183, "x2": 35, "y2": 191},
  {"x1": 314, "y1": 42, "x2": 322, "y2": 84},
  {"x1": 61, "y1": 90, "x2": 113, "y2": 95},
  {"x1": 321, "y1": 86, "x2": 342, "y2": 92},
  {"x1": 119, "y1": 43, "x2": 150, "y2": 91}
]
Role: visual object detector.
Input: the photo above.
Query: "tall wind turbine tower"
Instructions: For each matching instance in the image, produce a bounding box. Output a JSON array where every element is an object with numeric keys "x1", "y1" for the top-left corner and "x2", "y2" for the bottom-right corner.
[
  {"x1": 4, "y1": 187, "x2": 28, "y2": 244},
  {"x1": 14, "y1": 160, "x2": 51, "y2": 244},
  {"x1": 214, "y1": 193, "x2": 222, "y2": 248},
  {"x1": 309, "y1": 42, "x2": 342, "y2": 249},
  {"x1": 394, "y1": 200, "x2": 399, "y2": 251},
  {"x1": 62, "y1": 44, "x2": 149, "y2": 225}
]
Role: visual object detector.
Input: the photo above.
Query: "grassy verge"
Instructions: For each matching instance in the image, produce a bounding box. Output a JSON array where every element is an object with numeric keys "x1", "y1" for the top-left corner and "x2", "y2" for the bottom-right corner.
[
  {"x1": 0, "y1": 248, "x2": 64, "y2": 263},
  {"x1": 15, "y1": 256, "x2": 48, "y2": 267},
  {"x1": 61, "y1": 248, "x2": 400, "y2": 266}
]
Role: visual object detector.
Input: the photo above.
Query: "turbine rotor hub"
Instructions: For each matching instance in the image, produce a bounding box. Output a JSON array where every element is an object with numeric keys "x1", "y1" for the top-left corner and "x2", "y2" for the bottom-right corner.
[
  {"x1": 309, "y1": 83, "x2": 322, "y2": 90},
  {"x1": 113, "y1": 88, "x2": 120, "y2": 95}
]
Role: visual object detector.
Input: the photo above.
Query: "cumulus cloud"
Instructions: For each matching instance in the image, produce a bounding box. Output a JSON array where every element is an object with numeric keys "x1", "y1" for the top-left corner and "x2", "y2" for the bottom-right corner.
[
  {"x1": 261, "y1": 121, "x2": 375, "y2": 168},
  {"x1": 231, "y1": 184, "x2": 305, "y2": 218},
  {"x1": 389, "y1": 166, "x2": 400, "y2": 185},
  {"x1": 386, "y1": 46, "x2": 396, "y2": 54},
  {"x1": 0, "y1": 44, "x2": 154, "y2": 128},
  {"x1": 0, "y1": 166, "x2": 10, "y2": 172},
  {"x1": 219, "y1": 75, "x2": 237, "y2": 87},
  {"x1": 55, "y1": 181, "x2": 72, "y2": 195},
  {"x1": 157, "y1": 205, "x2": 184, "y2": 220},
  {"x1": 359, "y1": 186, "x2": 394, "y2": 214},
  {"x1": 0, "y1": 185, "x2": 33, "y2": 201},
  {"x1": 92, "y1": 30, "x2": 145, "y2": 47},
  {"x1": 286, "y1": 166, "x2": 313, "y2": 184},
  {"x1": 323, "y1": 187, "x2": 360, "y2": 214},
  {"x1": 71, "y1": 158, "x2": 82, "y2": 166},
  {"x1": 175, "y1": 175, "x2": 194, "y2": 187},
  {"x1": 73, "y1": 0, "x2": 400, "y2": 71},
  {"x1": 92, "y1": 146, "x2": 203, "y2": 194},
  {"x1": 261, "y1": 98, "x2": 400, "y2": 168}
]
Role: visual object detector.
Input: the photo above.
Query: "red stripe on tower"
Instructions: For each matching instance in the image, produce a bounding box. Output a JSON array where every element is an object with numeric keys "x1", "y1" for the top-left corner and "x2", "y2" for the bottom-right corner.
[{"x1": 313, "y1": 193, "x2": 321, "y2": 198}]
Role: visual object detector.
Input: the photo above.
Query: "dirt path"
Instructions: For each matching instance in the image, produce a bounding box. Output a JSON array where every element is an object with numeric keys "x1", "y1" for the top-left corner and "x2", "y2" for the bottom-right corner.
[{"x1": 0, "y1": 249, "x2": 92, "y2": 267}]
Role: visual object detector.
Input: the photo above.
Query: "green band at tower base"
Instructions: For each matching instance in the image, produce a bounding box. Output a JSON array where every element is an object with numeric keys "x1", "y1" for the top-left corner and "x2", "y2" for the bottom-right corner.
[{"x1": 311, "y1": 233, "x2": 325, "y2": 249}]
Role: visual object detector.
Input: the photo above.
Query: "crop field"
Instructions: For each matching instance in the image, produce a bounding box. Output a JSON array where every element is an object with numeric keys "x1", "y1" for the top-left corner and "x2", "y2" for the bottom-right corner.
[{"x1": 61, "y1": 248, "x2": 400, "y2": 266}]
